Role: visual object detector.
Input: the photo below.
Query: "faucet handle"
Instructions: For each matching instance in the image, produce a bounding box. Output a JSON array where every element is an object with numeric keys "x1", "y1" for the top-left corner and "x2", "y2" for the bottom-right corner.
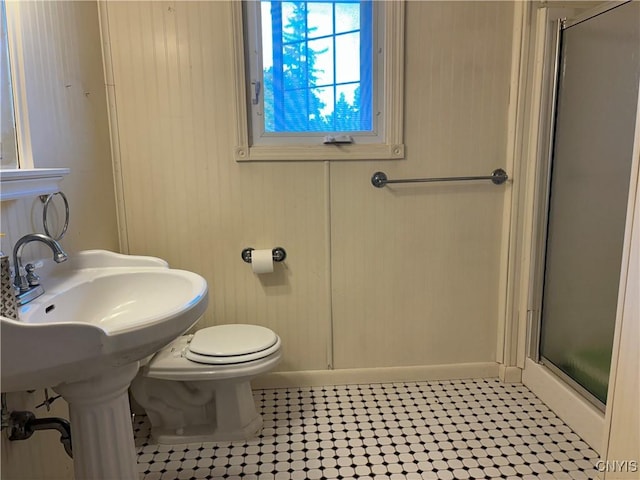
[{"x1": 24, "y1": 264, "x2": 40, "y2": 287}]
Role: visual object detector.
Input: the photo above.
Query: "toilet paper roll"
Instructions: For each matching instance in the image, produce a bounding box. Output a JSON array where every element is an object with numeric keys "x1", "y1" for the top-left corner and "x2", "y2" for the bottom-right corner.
[{"x1": 251, "y1": 249, "x2": 274, "y2": 274}]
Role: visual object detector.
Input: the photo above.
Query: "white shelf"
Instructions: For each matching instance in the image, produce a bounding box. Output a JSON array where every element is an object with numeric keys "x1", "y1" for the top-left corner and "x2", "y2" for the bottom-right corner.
[{"x1": 0, "y1": 168, "x2": 70, "y2": 201}]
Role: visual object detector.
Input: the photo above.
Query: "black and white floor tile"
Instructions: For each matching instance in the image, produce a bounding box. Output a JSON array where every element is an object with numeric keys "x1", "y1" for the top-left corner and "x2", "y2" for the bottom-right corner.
[{"x1": 135, "y1": 378, "x2": 600, "y2": 480}]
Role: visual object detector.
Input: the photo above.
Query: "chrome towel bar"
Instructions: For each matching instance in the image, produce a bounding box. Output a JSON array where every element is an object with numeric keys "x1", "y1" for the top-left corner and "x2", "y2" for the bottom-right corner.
[{"x1": 371, "y1": 168, "x2": 508, "y2": 188}]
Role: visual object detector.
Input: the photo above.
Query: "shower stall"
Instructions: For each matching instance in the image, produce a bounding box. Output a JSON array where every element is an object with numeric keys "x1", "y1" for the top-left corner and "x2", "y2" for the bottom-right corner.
[{"x1": 533, "y1": 1, "x2": 640, "y2": 409}]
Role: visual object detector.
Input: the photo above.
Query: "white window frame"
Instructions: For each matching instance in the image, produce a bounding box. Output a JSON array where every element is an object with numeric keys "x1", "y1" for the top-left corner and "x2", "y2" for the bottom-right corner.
[{"x1": 231, "y1": 0, "x2": 404, "y2": 162}]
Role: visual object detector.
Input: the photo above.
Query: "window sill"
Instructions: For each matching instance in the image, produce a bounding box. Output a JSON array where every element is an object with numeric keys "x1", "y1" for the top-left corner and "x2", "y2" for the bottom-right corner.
[
  {"x1": 0, "y1": 168, "x2": 70, "y2": 201},
  {"x1": 235, "y1": 143, "x2": 405, "y2": 162}
]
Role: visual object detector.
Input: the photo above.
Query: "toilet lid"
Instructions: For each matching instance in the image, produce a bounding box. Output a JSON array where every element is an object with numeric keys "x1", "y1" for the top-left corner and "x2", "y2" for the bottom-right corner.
[
  {"x1": 143, "y1": 335, "x2": 282, "y2": 379},
  {"x1": 188, "y1": 324, "x2": 278, "y2": 357}
]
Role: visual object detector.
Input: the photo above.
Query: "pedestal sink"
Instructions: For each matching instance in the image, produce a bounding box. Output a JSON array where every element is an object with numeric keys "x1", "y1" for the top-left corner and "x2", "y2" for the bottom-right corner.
[{"x1": 1, "y1": 250, "x2": 208, "y2": 480}]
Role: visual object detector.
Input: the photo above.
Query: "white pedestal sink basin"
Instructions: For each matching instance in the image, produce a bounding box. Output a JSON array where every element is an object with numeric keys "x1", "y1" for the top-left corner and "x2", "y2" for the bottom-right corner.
[{"x1": 1, "y1": 250, "x2": 208, "y2": 479}]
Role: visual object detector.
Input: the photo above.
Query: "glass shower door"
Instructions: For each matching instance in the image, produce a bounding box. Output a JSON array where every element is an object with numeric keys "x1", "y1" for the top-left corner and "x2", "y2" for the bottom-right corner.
[{"x1": 539, "y1": 2, "x2": 640, "y2": 406}]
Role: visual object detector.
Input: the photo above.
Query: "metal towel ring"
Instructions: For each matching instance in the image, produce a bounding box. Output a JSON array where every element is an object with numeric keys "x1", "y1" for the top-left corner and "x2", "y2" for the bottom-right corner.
[{"x1": 41, "y1": 191, "x2": 69, "y2": 240}]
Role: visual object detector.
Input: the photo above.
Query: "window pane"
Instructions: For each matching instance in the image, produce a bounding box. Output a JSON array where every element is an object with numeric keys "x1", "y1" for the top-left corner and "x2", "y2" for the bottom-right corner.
[
  {"x1": 283, "y1": 89, "x2": 308, "y2": 131},
  {"x1": 335, "y1": 2, "x2": 360, "y2": 33},
  {"x1": 282, "y1": 2, "x2": 306, "y2": 42},
  {"x1": 307, "y1": 2, "x2": 333, "y2": 39},
  {"x1": 282, "y1": 41, "x2": 307, "y2": 90},
  {"x1": 336, "y1": 83, "x2": 358, "y2": 104},
  {"x1": 313, "y1": 86, "x2": 333, "y2": 118},
  {"x1": 335, "y1": 32, "x2": 359, "y2": 84},
  {"x1": 308, "y1": 37, "x2": 333, "y2": 86},
  {"x1": 259, "y1": 0, "x2": 374, "y2": 135},
  {"x1": 335, "y1": 83, "x2": 363, "y2": 131},
  {"x1": 310, "y1": 87, "x2": 333, "y2": 130},
  {"x1": 264, "y1": 72, "x2": 275, "y2": 132}
]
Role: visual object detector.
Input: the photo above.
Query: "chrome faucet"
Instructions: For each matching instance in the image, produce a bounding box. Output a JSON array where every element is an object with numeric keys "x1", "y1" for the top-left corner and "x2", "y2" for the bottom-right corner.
[{"x1": 12, "y1": 233, "x2": 68, "y2": 306}]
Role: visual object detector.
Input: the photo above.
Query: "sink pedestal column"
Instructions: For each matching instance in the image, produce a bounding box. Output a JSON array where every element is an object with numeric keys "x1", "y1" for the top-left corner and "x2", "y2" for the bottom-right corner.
[{"x1": 55, "y1": 363, "x2": 140, "y2": 480}]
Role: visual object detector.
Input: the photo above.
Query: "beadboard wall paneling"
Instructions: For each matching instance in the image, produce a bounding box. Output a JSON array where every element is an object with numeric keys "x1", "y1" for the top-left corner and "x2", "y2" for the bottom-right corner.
[
  {"x1": 103, "y1": 1, "x2": 332, "y2": 372},
  {"x1": 103, "y1": 1, "x2": 515, "y2": 373},
  {"x1": 0, "y1": 2, "x2": 118, "y2": 479},
  {"x1": 331, "y1": 1, "x2": 514, "y2": 368}
]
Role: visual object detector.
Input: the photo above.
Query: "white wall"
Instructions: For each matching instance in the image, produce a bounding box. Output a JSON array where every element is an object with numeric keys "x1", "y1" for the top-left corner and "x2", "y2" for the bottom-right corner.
[
  {"x1": 602, "y1": 66, "x2": 640, "y2": 478},
  {"x1": 0, "y1": 1, "x2": 118, "y2": 478},
  {"x1": 103, "y1": 0, "x2": 516, "y2": 377},
  {"x1": 603, "y1": 167, "x2": 639, "y2": 479}
]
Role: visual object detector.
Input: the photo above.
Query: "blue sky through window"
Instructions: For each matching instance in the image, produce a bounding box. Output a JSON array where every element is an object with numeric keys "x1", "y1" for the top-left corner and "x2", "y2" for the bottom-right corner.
[{"x1": 260, "y1": 1, "x2": 373, "y2": 133}]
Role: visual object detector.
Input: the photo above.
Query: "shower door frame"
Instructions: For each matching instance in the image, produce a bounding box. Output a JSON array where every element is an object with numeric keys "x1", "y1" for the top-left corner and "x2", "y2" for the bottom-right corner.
[{"x1": 525, "y1": 1, "x2": 636, "y2": 411}]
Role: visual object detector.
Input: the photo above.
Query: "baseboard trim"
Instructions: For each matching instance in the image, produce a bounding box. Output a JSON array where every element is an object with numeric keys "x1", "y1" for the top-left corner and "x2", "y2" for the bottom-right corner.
[
  {"x1": 252, "y1": 362, "x2": 501, "y2": 390},
  {"x1": 523, "y1": 358, "x2": 604, "y2": 453},
  {"x1": 499, "y1": 365, "x2": 523, "y2": 383}
]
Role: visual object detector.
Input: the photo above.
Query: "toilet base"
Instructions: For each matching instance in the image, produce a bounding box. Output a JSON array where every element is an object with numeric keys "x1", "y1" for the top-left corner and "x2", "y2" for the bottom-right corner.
[
  {"x1": 153, "y1": 378, "x2": 263, "y2": 444},
  {"x1": 132, "y1": 374, "x2": 265, "y2": 445},
  {"x1": 152, "y1": 414, "x2": 262, "y2": 444}
]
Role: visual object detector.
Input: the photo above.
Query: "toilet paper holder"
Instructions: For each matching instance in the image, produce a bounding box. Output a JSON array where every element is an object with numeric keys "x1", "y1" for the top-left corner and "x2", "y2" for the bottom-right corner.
[{"x1": 241, "y1": 247, "x2": 287, "y2": 264}]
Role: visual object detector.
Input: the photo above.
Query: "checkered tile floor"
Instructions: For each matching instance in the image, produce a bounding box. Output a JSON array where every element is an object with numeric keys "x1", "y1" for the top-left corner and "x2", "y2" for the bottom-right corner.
[{"x1": 135, "y1": 378, "x2": 600, "y2": 479}]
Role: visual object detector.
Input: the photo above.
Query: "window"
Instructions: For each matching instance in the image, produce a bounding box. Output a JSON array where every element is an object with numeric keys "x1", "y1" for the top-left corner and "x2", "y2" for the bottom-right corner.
[
  {"x1": 1, "y1": 0, "x2": 18, "y2": 169},
  {"x1": 232, "y1": 0, "x2": 404, "y2": 161},
  {"x1": 0, "y1": 1, "x2": 69, "y2": 200}
]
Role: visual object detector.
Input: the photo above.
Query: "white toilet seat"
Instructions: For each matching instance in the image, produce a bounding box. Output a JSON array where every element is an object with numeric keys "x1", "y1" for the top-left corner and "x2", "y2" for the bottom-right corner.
[
  {"x1": 186, "y1": 324, "x2": 280, "y2": 364},
  {"x1": 143, "y1": 324, "x2": 282, "y2": 381}
]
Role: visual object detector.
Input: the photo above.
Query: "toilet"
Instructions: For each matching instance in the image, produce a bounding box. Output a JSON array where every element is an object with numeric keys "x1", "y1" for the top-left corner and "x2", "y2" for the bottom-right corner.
[{"x1": 130, "y1": 323, "x2": 281, "y2": 444}]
